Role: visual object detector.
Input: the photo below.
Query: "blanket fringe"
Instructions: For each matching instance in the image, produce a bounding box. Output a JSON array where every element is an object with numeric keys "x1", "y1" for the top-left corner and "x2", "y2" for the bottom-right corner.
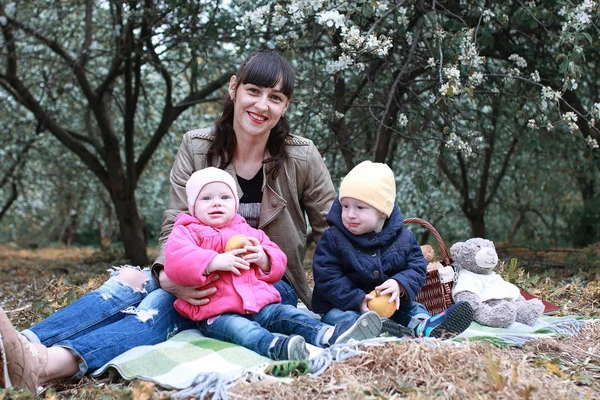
[
  {"x1": 172, "y1": 372, "x2": 229, "y2": 400},
  {"x1": 309, "y1": 350, "x2": 332, "y2": 376}
]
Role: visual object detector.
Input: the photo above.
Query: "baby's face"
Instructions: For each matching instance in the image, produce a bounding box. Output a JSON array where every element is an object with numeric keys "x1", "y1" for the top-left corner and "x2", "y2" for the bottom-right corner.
[
  {"x1": 194, "y1": 182, "x2": 236, "y2": 228},
  {"x1": 340, "y1": 197, "x2": 387, "y2": 235}
]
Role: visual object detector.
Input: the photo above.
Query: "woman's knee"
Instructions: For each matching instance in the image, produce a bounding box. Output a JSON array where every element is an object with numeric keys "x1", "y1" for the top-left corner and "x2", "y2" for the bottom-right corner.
[{"x1": 113, "y1": 268, "x2": 148, "y2": 291}]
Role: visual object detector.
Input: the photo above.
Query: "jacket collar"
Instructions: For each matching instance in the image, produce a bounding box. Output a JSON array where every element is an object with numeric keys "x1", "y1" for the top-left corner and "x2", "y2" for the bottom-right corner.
[{"x1": 326, "y1": 197, "x2": 404, "y2": 249}]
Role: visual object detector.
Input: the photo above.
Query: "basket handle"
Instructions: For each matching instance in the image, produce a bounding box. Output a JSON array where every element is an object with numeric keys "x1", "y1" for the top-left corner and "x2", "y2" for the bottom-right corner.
[{"x1": 403, "y1": 218, "x2": 451, "y2": 266}]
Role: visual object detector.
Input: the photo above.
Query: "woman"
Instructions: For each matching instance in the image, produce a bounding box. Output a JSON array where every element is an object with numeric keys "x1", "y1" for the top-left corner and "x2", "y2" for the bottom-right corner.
[{"x1": 0, "y1": 50, "x2": 336, "y2": 393}]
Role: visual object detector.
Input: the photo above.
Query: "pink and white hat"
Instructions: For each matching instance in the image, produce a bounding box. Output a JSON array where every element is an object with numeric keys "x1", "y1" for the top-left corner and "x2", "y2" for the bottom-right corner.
[{"x1": 186, "y1": 167, "x2": 239, "y2": 218}]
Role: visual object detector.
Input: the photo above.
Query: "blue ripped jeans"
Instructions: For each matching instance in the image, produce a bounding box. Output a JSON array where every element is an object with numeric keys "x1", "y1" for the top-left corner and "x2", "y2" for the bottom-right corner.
[
  {"x1": 321, "y1": 300, "x2": 431, "y2": 330},
  {"x1": 20, "y1": 270, "x2": 299, "y2": 378},
  {"x1": 21, "y1": 269, "x2": 195, "y2": 378}
]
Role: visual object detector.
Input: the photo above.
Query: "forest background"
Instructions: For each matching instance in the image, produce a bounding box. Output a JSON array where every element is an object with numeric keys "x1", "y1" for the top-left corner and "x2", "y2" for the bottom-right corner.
[
  {"x1": 1, "y1": 1, "x2": 600, "y2": 398},
  {"x1": 1, "y1": 0, "x2": 599, "y2": 267}
]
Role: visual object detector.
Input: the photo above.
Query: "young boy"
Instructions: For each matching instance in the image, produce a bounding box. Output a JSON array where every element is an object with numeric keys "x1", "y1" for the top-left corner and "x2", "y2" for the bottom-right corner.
[
  {"x1": 312, "y1": 161, "x2": 473, "y2": 339},
  {"x1": 164, "y1": 167, "x2": 382, "y2": 361}
]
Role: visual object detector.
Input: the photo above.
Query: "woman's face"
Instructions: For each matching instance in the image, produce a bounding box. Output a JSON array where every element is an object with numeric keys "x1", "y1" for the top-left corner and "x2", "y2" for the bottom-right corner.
[{"x1": 229, "y1": 76, "x2": 290, "y2": 140}]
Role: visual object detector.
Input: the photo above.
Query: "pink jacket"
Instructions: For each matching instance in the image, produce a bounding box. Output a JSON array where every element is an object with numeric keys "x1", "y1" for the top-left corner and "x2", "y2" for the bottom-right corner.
[{"x1": 164, "y1": 213, "x2": 287, "y2": 321}]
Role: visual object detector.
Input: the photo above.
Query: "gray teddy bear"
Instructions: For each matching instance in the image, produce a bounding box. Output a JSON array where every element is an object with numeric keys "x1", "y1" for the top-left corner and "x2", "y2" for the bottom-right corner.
[{"x1": 450, "y1": 238, "x2": 544, "y2": 328}]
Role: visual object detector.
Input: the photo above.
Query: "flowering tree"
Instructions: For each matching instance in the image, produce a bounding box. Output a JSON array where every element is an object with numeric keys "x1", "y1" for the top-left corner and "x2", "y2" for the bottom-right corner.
[
  {"x1": 0, "y1": 1, "x2": 238, "y2": 263},
  {"x1": 236, "y1": 0, "x2": 600, "y2": 240}
]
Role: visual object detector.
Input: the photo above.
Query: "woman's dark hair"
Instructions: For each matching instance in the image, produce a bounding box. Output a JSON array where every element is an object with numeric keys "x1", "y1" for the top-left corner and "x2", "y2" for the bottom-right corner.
[{"x1": 208, "y1": 50, "x2": 295, "y2": 179}]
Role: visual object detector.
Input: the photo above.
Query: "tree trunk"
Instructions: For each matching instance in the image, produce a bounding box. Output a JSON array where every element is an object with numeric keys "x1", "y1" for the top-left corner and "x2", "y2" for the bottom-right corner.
[
  {"x1": 468, "y1": 213, "x2": 486, "y2": 238},
  {"x1": 113, "y1": 196, "x2": 149, "y2": 266}
]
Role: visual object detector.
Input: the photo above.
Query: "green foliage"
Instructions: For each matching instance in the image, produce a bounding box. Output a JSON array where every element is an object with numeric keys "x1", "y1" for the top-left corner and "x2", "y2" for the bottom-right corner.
[{"x1": 1, "y1": 0, "x2": 599, "y2": 254}]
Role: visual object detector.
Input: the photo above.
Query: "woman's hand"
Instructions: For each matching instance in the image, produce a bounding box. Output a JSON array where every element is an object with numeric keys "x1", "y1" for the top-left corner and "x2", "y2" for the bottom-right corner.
[
  {"x1": 159, "y1": 269, "x2": 219, "y2": 306},
  {"x1": 206, "y1": 248, "x2": 250, "y2": 275},
  {"x1": 242, "y1": 236, "x2": 271, "y2": 273},
  {"x1": 375, "y1": 279, "x2": 403, "y2": 310}
]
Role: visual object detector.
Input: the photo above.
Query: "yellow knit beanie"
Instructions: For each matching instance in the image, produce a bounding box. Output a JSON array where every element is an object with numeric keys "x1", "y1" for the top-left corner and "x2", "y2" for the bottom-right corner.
[{"x1": 339, "y1": 161, "x2": 396, "y2": 217}]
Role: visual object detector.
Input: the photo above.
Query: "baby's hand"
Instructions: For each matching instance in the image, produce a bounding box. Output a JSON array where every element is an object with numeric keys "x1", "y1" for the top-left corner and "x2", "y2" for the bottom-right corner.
[
  {"x1": 360, "y1": 292, "x2": 375, "y2": 313},
  {"x1": 206, "y1": 249, "x2": 250, "y2": 276},
  {"x1": 375, "y1": 279, "x2": 402, "y2": 310},
  {"x1": 241, "y1": 236, "x2": 271, "y2": 273}
]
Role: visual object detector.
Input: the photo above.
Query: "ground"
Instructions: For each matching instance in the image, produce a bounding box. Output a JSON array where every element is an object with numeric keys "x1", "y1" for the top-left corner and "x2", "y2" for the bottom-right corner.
[{"x1": 0, "y1": 243, "x2": 599, "y2": 399}]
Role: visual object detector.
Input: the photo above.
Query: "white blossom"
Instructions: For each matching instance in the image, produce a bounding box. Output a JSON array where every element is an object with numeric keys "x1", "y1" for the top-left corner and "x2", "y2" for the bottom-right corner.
[
  {"x1": 593, "y1": 102, "x2": 600, "y2": 118},
  {"x1": 530, "y1": 70, "x2": 540, "y2": 83},
  {"x1": 237, "y1": 5, "x2": 271, "y2": 30},
  {"x1": 541, "y1": 86, "x2": 561, "y2": 102},
  {"x1": 434, "y1": 28, "x2": 447, "y2": 42},
  {"x1": 527, "y1": 119, "x2": 538, "y2": 129},
  {"x1": 482, "y1": 9, "x2": 496, "y2": 23},
  {"x1": 427, "y1": 58, "x2": 436, "y2": 69},
  {"x1": 397, "y1": 7, "x2": 409, "y2": 27},
  {"x1": 563, "y1": 112, "x2": 578, "y2": 123},
  {"x1": 562, "y1": 111, "x2": 579, "y2": 133},
  {"x1": 508, "y1": 54, "x2": 527, "y2": 68},
  {"x1": 326, "y1": 53, "x2": 354, "y2": 73},
  {"x1": 398, "y1": 114, "x2": 408, "y2": 127},
  {"x1": 458, "y1": 32, "x2": 485, "y2": 69},
  {"x1": 445, "y1": 132, "x2": 474, "y2": 158},
  {"x1": 585, "y1": 136, "x2": 599, "y2": 149},
  {"x1": 374, "y1": 2, "x2": 389, "y2": 17},
  {"x1": 317, "y1": 10, "x2": 346, "y2": 29},
  {"x1": 335, "y1": 111, "x2": 345, "y2": 120},
  {"x1": 469, "y1": 72, "x2": 484, "y2": 87},
  {"x1": 0, "y1": 16, "x2": 7, "y2": 27}
]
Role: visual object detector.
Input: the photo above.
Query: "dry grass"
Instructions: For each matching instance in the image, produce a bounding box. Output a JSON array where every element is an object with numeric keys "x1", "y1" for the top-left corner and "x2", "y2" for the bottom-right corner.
[{"x1": 0, "y1": 243, "x2": 599, "y2": 399}]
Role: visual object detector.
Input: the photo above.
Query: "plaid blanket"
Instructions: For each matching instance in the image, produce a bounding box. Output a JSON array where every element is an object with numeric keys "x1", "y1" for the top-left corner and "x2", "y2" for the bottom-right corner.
[
  {"x1": 91, "y1": 316, "x2": 589, "y2": 399},
  {"x1": 90, "y1": 328, "x2": 373, "y2": 399},
  {"x1": 452, "y1": 315, "x2": 589, "y2": 347}
]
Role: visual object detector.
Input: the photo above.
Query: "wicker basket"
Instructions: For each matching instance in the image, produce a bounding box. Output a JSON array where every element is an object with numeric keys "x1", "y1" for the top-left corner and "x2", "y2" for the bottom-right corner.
[{"x1": 405, "y1": 218, "x2": 455, "y2": 315}]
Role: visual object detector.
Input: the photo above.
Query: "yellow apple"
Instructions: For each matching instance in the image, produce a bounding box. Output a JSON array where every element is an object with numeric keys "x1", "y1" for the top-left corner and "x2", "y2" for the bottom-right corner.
[
  {"x1": 367, "y1": 290, "x2": 396, "y2": 318},
  {"x1": 225, "y1": 234, "x2": 252, "y2": 253}
]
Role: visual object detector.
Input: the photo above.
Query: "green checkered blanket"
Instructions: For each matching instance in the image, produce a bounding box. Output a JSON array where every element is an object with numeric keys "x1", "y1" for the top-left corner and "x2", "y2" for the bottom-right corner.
[
  {"x1": 91, "y1": 329, "x2": 369, "y2": 399},
  {"x1": 91, "y1": 316, "x2": 589, "y2": 399}
]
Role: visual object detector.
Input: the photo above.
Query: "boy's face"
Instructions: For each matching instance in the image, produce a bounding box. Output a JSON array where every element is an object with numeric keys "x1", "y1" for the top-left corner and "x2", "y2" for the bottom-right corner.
[
  {"x1": 194, "y1": 182, "x2": 236, "y2": 228},
  {"x1": 340, "y1": 197, "x2": 387, "y2": 235}
]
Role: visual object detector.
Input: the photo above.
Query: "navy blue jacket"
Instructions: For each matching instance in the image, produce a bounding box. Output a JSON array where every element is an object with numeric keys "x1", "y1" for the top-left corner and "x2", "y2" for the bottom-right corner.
[{"x1": 311, "y1": 197, "x2": 427, "y2": 315}]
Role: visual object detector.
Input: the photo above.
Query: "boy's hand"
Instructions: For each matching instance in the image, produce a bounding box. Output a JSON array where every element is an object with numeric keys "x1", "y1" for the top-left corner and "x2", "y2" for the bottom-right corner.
[
  {"x1": 375, "y1": 279, "x2": 402, "y2": 310},
  {"x1": 360, "y1": 292, "x2": 375, "y2": 313},
  {"x1": 242, "y1": 236, "x2": 271, "y2": 273},
  {"x1": 206, "y1": 248, "x2": 250, "y2": 275}
]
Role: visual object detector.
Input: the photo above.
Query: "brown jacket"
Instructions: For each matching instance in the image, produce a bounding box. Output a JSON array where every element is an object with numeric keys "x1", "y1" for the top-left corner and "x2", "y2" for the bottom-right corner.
[{"x1": 153, "y1": 127, "x2": 336, "y2": 309}]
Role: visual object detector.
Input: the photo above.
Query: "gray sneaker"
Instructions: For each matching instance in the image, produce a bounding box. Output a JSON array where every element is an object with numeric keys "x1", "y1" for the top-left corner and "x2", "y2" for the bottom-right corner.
[
  {"x1": 272, "y1": 334, "x2": 309, "y2": 361},
  {"x1": 331, "y1": 311, "x2": 382, "y2": 345}
]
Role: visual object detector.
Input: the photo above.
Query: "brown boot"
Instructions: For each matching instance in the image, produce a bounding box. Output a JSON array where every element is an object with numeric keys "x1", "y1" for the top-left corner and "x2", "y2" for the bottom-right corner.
[
  {"x1": 0, "y1": 307, "x2": 48, "y2": 393},
  {"x1": 1, "y1": 329, "x2": 11, "y2": 388}
]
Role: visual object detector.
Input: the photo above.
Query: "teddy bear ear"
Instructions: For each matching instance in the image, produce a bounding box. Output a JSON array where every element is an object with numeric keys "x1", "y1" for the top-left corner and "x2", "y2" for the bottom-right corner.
[{"x1": 449, "y1": 241, "x2": 464, "y2": 255}]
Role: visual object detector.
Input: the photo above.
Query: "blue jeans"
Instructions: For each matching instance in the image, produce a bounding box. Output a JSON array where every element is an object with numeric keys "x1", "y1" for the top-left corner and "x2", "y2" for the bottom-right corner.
[
  {"x1": 199, "y1": 303, "x2": 330, "y2": 358},
  {"x1": 21, "y1": 269, "x2": 300, "y2": 378},
  {"x1": 21, "y1": 269, "x2": 196, "y2": 378},
  {"x1": 322, "y1": 300, "x2": 431, "y2": 330},
  {"x1": 272, "y1": 280, "x2": 298, "y2": 307}
]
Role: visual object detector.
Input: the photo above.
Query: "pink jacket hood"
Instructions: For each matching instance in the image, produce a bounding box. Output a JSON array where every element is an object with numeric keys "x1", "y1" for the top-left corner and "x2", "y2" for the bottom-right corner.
[{"x1": 164, "y1": 212, "x2": 287, "y2": 321}]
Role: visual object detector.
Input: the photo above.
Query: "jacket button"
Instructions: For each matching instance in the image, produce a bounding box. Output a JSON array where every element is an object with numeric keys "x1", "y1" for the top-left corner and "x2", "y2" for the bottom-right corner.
[
  {"x1": 369, "y1": 237, "x2": 375, "y2": 241},
  {"x1": 271, "y1": 201, "x2": 278, "y2": 208},
  {"x1": 373, "y1": 270, "x2": 380, "y2": 277},
  {"x1": 371, "y1": 253, "x2": 377, "y2": 257}
]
